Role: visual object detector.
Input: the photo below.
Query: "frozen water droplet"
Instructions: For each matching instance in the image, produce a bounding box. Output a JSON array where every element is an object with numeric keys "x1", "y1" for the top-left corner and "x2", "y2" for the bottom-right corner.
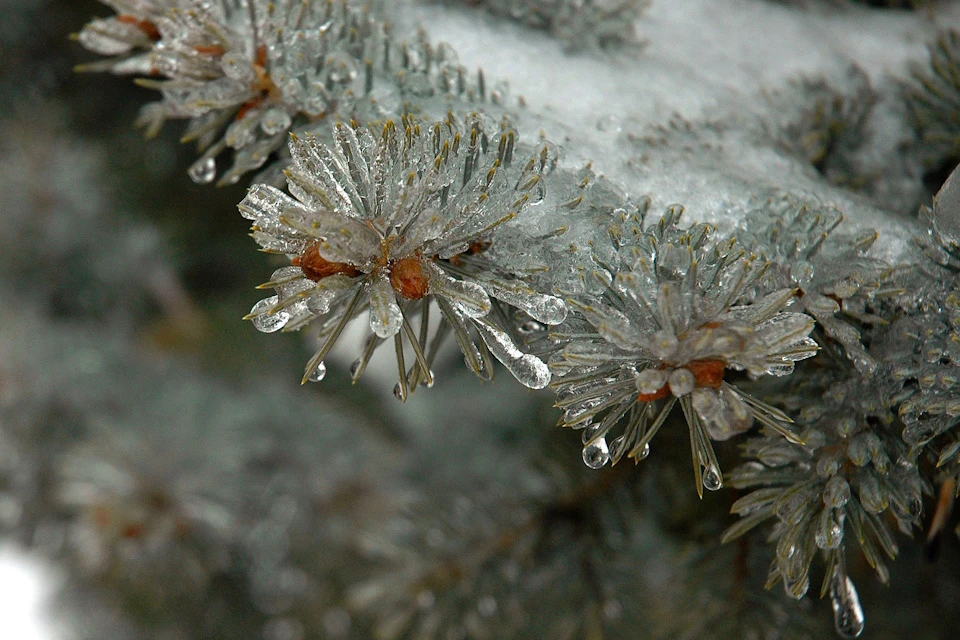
[
  {"x1": 261, "y1": 108, "x2": 293, "y2": 136},
  {"x1": 474, "y1": 320, "x2": 550, "y2": 388},
  {"x1": 249, "y1": 297, "x2": 290, "y2": 333},
  {"x1": 815, "y1": 509, "x2": 844, "y2": 550},
  {"x1": 529, "y1": 295, "x2": 568, "y2": 325},
  {"x1": 668, "y1": 368, "x2": 695, "y2": 397},
  {"x1": 188, "y1": 157, "x2": 217, "y2": 184},
  {"x1": 786, "y1": 574, "x2": 809, "y2": 600},
  {"x1": 832, "y1": 277, "x2": 859, "y2": 300},
  {"x1": 830, "y1": 573, "x2": 865, "y2": 638},
  {"x1": 583, "y1": 438, "x2": 610, "y2": 469},
  {"x1": 221, "y1": 52, "x2": 255, "y2": 81},
  {"x1": 307, "y1": 361, "x2": 327, "y2": 382},
  {"x1": 635, "y1": 368, "x2": 667, "y2": 395},
  {"x1": 518, "y1": 320, "x2": 545, "y2": 334},
  {"x1": 369, "y1": 274, "x2": 403, "y2": 338},
  {"x1": 349, "y1": 359, "x2": 362, "y2": 378},
  {"x1": 907, "y1": 495, "x2": 923, "y2": 520},
  {"x1": 477, "y1": 595, "x2": 497, "y2": 617},
  {"x1": 858, "y1": 473, "x2": 887, "y2": 513},
  {"x1": 582, "y1": 422, "x2": 601, "y2": 445},
  {"x1": 823, "y1": 476, "x2": 851, "y2": 508},
  {"x1": 393, "y1": 382, "x2": 404, "y2": 400},
  {"x1": 609, "y1": 434, "x2": 627, "y2": 461},
  {"x1": 702, "y1": 464, "x2": 722, "y2": 491},
  {"x1": 634, "y1": 442, "x2": 650, "y2": 460}
]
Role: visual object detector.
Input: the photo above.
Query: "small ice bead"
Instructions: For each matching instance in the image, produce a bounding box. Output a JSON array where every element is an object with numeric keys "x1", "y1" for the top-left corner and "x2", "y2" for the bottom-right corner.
[
  {"x1": 635, "y1": 368, "x2": 666, "y2": 395},
  {"x1": 793, "y1": 260, "x2": 815, "y2": 286},
  {"x1": 832, "y1": 277, "x2": 859, "y2": 299},
  {"x1": 650, "y1": 330, "x2": 679, "y2": 360},
  {"x1": 691, "y1": 387, "x2": 720, "y2": 419},
  {"x1": 846, "y1": 434, "x2": 873, "y2": 467},
  {"x1": 815, "y1": 508, "x2": 844, "y2": 550},
  {"x1": 668, "y1": 368, "x2": 695, "y2": 397},
  {"x1": 836, "y1": 416, "x2": 857, "y2": 438},
  {"x1": 582, "y1": 438, "x2": 610, "y2": 469},
  {"x1": 523, "y1": 294, "x2": 567, "y2": 325},
  {"x1": 784, "y1": 573, "x2": 810, "y2": 600},
  {"x1": 188, "y1": 157, "x2": 217, "y2": 184},
  {"x1": 702, "y1": 464, "x2": 722, "y2": 491},
  {"x1": 306, "y1": 361, "x2": 327, "y2": 383},
  {"x1": 250, "y1": 297, "x2": 290, "y2": 333},
  {"x1": 823, "y1": 475, "x2": 851, "y2": 508},
  {"x1": 857, "y1": 473, "x2": 887, "y2": 514},
  {"x1": 261, "y1": 108, "x2": 292, "y2": 136},
  {"x1": 221, "y1": 52, "x2": 255, "y2": 81}
]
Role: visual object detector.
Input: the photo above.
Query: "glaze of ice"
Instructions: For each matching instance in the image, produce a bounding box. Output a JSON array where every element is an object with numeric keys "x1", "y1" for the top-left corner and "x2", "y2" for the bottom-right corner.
[
  {"x1": 482, "y1": 279, "x2": 567, "y2": 325},
  {"x1": 397, "y1": 0, "x2": 928, "y2": 263},
  {"x1": 428, "y1": 265, "x2": 491, "y2": 318}
]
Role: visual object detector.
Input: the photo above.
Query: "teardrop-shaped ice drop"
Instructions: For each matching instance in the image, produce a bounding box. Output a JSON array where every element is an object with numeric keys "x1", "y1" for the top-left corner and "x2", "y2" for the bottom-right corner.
[
  {"x1": 701, "y1": 464, "x2": 723, "y2": 491},
  {"x1": 830, "y1": 573, "x2": 865, "y2": 638},
  {"x1": 583, "y1": 438, "x2": 610, "y2": 469},
  {"x1": 474, "y1": 320, "x2": 550, "y2": 389},
  {"x1": 369, "y1": 273, "x2": 403, "y2": 338},
  {"x1": 306, "y1": 361, "x2": 327, "y2": 382},
  {"x1": 188, "y1": 157, "x2": 217, "y2": 185},
  {"x1": 249, "y1": 297, "x2": 290, "y2": 333}
]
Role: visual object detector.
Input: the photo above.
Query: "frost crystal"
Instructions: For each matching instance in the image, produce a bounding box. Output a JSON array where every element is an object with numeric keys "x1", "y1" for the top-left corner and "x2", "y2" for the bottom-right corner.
[
  {"x1": 241, "y1": 113, "x2": 565, "y2": 395},
  {"x1": 549, "y1": 205, "x2": 819, "y2": 494}
]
